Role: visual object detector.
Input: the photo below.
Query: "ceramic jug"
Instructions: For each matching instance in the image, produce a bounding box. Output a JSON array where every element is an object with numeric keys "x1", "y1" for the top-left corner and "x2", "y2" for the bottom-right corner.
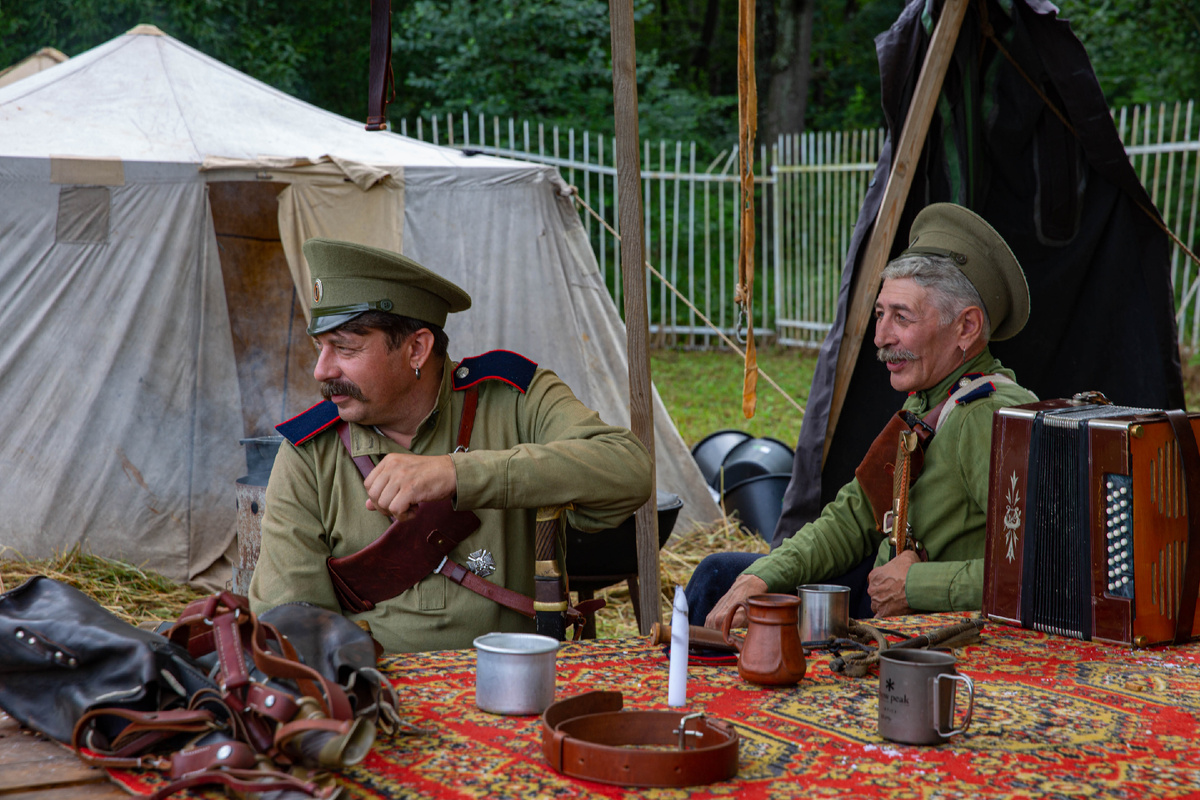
[{"x1": 721, "y1": 593, "x2": 807, "y2": 686}]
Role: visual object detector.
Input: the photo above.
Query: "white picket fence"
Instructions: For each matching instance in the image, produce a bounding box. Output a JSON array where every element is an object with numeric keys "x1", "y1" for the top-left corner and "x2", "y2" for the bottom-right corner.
[{"x1": 399, "y1": 100, "x2": 1200, "y2": 350}]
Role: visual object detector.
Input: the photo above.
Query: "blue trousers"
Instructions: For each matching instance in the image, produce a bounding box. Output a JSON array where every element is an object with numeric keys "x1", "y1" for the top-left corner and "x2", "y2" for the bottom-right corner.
[{"x1": 684, "y1": 552, "x2": 877, "y2": 626}]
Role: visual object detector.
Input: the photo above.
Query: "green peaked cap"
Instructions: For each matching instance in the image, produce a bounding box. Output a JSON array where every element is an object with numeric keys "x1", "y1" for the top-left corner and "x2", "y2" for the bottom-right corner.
[
  {"x1": 899, "y1": 203, "x2": 1031, "y2": 341},
  {"x1": 302, "y1": 238, "x2": 472, "y2": 336}
]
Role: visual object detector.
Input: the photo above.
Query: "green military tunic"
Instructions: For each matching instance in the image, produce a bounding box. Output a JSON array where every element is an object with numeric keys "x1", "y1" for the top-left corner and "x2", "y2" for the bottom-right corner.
[
  {"x1": 745, "y1": 348, "x2": 1037, "y2": 611},
  {"x1": 248, "y1": 360, "x2": 652, "y2": 653}
]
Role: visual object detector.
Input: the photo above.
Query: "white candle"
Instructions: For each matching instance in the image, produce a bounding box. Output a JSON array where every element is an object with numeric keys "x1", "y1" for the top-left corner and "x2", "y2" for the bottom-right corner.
[{"x1": 668, "y1": 585, "x2": 689, "y2": 707}]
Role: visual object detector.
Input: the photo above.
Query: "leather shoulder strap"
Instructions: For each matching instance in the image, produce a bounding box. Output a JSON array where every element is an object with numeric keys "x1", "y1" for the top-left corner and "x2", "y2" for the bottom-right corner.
[{"x1": 338, "y1": 386, "x2": 480, "y2": 483}]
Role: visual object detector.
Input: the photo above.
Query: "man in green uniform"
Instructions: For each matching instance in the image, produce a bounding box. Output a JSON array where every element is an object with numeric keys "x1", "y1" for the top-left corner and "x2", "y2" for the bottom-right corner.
[
  {"x1": 688, "y1": 203, "x2": 1037, "y2": 626},
  {"x1": 248, "y1": 238, "x2": 653, "y2": 653}
]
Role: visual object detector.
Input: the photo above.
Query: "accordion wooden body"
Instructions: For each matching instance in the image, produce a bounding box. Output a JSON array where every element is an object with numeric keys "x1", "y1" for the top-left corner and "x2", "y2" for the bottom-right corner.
[{"x1": 983, "y1": 398, "x2": 1200, "y2": 647}]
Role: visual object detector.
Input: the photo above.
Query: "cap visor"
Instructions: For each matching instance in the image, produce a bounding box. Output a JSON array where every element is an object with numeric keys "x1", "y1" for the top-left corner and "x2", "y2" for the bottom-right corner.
[{"x1": 307, "y1": 310, "x2": 367, "y2": 336}]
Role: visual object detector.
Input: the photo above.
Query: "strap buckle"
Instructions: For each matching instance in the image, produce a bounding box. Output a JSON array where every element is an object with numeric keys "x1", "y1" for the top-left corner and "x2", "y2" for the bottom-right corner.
[{"x1": 673, "y1": 712, "x2": 707, "y2": 750}]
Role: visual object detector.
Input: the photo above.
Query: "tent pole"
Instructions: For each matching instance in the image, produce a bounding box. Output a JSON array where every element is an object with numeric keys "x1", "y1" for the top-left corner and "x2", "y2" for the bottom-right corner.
[
  {"x1": 821, "y1": 0, "x2": 970, "y2": 466},
  {"x1": 609, "y1": 0, "x2": 661, "y2": 634}
]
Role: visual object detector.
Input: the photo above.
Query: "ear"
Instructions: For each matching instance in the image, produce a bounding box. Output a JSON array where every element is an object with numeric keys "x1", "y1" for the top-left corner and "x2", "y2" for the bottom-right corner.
[
  {"x1": 957, "y1": 306, "x2": 985, "y2": 349},
  {"x1": 407, "y1": 328, "x2": 436, "y2": 370}
]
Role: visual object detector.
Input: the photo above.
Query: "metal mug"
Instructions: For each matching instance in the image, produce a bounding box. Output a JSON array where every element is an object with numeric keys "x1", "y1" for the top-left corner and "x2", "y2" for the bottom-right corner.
[
  {"x1": 877, "y1": 649, "x2": 975, "y2": 745},
  {"x1": 796, "y1": 584, "x2": 850, "y2": 644},
  {"x1": 473, "y1": 632, "x2": 558, "y2": 715}
]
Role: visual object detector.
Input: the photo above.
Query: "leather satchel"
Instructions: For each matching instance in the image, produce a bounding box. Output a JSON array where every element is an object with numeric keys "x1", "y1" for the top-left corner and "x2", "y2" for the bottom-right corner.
[{"x1": 0, "y1": 575, "x2": 399, "y2": 800}]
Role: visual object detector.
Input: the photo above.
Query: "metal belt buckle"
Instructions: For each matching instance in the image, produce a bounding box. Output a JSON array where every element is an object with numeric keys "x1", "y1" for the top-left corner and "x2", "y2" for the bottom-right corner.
[{"x1": 673, "y1": 711, "x2": 706, "y2": 750}]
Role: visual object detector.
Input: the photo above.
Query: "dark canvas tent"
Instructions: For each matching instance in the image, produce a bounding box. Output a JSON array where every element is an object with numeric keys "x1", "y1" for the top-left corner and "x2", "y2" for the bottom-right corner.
[{"x1": 775, "y1": 0, "x2": 1185, "y2": 543}]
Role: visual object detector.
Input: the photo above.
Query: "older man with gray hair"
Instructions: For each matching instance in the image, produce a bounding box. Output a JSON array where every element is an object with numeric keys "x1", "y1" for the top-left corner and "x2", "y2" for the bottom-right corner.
[{"x1": 688, "y1": 203, "x2": 1037, "y2": 626}]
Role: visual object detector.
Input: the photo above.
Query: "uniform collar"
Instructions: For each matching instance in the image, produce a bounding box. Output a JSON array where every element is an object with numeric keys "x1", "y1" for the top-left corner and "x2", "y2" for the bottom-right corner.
[
  {"x1": 412, "y1": 360, "x2": 454, "y2": 442},
  {"x1": 908, "y1": 347, "x2": 996, "y2": 414}
]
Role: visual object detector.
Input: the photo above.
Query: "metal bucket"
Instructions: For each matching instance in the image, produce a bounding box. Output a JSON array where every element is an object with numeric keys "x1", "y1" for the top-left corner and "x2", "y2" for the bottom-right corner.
[
  {"x1": 233, "y1": 477, "x2": 267, "y2": 596},
  {"x1": 473, "y1": 632, "x2": 558, "y2": 715}
]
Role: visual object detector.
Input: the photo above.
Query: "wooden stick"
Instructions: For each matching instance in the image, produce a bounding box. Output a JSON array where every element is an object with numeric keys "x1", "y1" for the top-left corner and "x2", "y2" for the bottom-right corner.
[
  {"x1": 609, "y1": 0, "x2": 661, "y2": 633},
  {"x1": 822, "y1": 0, "x2": 971, "y2": 466},
  {"x1": 648, "y1": 621, "x2": 739, "y2": 653}
]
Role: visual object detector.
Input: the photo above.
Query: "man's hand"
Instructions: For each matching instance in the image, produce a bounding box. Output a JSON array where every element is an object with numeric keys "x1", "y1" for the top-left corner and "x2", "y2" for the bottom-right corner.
[
  {"x1": 704, "y1": 574, "x2": 768, "y2": 630},
  {"x1": 867, "y1": 549, "x2": 920, "y2": 617},
  {"x1": 363, "y1": 453, "x2": 458, "y2": 520}
]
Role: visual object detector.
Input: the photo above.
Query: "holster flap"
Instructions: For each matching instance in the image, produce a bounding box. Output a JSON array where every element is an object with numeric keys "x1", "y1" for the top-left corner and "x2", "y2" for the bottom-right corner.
[{"x1": 326, "y1": 499, "x2": 481, "y2": 613}]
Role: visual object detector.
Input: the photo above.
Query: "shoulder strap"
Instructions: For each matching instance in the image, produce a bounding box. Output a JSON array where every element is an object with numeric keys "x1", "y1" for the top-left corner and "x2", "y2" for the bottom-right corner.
[
  {"x1": 934, "y1": 373, "x2": 1016, "y2": 433},
  {"x1": 338, "y1": 386, "x2": 479, "y2": 482}
]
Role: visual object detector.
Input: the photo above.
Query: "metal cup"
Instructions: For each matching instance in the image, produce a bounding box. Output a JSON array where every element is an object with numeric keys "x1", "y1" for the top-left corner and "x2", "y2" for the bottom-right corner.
[
  {"x1": 796, "y1": 584, "x2": 850, "y2": 644},
  {"x1": 473, "y1": 632, "x2": 558, "y2": 715},
  {"x1": 878, "y1": 649, "x2": 975, "y2": 745}
]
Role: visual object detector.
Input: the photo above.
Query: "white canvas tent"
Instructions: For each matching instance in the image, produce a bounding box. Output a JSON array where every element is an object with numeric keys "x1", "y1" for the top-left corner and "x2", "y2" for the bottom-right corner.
[{"x1": 0, "y1": 25, "x2": 720, "y2": 586}]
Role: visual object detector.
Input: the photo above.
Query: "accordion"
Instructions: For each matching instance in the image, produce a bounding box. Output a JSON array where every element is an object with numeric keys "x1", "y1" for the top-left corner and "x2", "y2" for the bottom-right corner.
[{"x1": 982, "y1": 397, "x2": 1200, "y2": 647}]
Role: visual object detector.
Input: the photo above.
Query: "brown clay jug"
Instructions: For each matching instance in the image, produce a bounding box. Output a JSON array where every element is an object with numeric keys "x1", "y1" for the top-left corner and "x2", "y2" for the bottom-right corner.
[{"x1": 721, "y1": 593, "x2": 807, "y2": 686}]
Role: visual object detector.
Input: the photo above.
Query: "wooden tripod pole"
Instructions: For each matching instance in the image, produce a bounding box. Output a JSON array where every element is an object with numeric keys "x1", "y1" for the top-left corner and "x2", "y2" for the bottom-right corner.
[
  {"x1": 609, "y1": 0, "x2": 661, "y2": 633},
  {"x1": 821, "y1": 0, "x2": 970, "y2": 466}
]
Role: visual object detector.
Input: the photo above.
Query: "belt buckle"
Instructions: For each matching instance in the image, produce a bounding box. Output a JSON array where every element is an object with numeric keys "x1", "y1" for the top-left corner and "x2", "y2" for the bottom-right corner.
[{"x1": 673, "y1": 711, "x2": 706, "y2": 750}]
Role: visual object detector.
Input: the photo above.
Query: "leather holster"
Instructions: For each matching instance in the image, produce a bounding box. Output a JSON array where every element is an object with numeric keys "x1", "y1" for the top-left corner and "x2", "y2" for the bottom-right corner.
[{"x1": 326, "y1": 499, "x2": 481, "y2": 614}]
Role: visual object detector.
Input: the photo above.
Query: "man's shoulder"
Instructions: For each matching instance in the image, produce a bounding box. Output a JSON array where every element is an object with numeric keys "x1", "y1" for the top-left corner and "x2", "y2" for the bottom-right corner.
[
  {"x1": 453, "y1": 350, "x2": 539, "y2": 394},
  {"x1": 275, "y1": 400, "x2": 341, "y2": 446}
]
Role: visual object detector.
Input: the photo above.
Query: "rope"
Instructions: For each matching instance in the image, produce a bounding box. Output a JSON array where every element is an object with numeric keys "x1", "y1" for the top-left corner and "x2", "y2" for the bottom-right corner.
[
  {"x1": 976, "y1": 0, "x2": 1200, "y2": 278},
  {"x1": 569, "y1": 189, "x2": 806, "y2": 417},
  {"x1": 736, "y1": 0, "x2": 759, "y2": 420}
]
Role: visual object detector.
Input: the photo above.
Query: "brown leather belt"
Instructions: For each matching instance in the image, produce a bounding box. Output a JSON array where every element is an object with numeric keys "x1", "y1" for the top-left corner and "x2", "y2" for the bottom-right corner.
[{"x1": 540, "y1": 691, "x2": 739, "y2": 787}]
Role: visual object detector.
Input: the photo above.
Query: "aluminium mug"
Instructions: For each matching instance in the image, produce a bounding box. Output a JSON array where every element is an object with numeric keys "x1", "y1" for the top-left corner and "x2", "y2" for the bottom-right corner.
[
  {"x1": 796, "y1": 584, "x2": 850, "y2": 644},
  {"x1": 877, "y1": 649, "x2": 974, "y2": 745}
]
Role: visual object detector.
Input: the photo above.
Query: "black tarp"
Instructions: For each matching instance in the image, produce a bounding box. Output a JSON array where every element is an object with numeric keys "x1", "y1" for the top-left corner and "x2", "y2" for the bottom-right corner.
[{"x1": 773, "y1": 0, "x2": 1185, "y2": 546}]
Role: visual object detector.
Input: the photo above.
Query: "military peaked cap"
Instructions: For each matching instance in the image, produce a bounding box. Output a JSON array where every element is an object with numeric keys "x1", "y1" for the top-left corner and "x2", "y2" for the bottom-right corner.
[
  {"x1": 900, "y1": 203, "x2": 1031, "y2": 341},
  {"x1": 303, "y1": 238, "x2": 472, "y2": 335}
]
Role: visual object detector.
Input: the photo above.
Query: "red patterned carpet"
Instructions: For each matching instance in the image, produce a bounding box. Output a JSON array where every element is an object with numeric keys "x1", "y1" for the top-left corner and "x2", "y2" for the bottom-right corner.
[{"x1": 112, "y1": 613, "x2": 1200, "y2": 799}]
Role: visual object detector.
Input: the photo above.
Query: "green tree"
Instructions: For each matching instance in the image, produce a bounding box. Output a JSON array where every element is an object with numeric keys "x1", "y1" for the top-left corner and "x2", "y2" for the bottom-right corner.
[
  {"x1": 0, "y1": 0, "x2": 374, "y2": 120},
  {"x1": 1056, "y1": 0, "x2": 1200, "y2": 108},
  {"x1": 392, "y1": 0, "x2": 736, "y2": 147}
]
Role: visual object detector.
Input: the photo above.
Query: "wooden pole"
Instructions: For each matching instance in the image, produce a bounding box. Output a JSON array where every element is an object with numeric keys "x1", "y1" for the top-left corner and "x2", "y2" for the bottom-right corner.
[
  {"x1": 821, "y1": 0, "x2": 970, "y2": 466},
  {"x1": 609, "y1": 0, "x2": 661, "y2": 633}
]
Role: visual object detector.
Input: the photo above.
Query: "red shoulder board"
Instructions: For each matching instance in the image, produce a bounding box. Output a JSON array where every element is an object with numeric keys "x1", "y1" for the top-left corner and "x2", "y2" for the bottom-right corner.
[
  {"x1": 275, "y1": 400, "x2": 340, "y2": 446},
  {"x1": 452, "y1": 350, "x2": 537, "y2": 393}
]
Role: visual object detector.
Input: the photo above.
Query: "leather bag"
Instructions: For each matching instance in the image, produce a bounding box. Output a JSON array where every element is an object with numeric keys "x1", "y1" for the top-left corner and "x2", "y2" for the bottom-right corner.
[{"x1": 0, "y1": 575, "x2": 398, "y2": 799}]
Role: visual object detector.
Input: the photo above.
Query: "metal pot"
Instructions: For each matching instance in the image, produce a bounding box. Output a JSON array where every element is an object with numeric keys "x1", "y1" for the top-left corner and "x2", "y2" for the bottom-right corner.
[{"x1": 473, "y1": 632, "x2": 558, "y2": 715}]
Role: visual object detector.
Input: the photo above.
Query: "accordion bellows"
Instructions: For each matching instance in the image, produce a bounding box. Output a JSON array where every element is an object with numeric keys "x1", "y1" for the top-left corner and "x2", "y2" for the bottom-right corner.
[{"x1": 983, "y1": 398, "x2": 1200, "y2": 647}]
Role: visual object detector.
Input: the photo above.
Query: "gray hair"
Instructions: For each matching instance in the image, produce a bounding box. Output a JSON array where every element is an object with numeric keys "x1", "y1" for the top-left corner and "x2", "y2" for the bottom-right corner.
[{"x1": 880, "y1": 253, "x2": 992, "y2": 341}]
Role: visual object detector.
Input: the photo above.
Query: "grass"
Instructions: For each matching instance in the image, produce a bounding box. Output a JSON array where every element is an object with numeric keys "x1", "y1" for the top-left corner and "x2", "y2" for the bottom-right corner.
[{"x1": 649, "y1": 344, "x2": 819, "y2": 449}]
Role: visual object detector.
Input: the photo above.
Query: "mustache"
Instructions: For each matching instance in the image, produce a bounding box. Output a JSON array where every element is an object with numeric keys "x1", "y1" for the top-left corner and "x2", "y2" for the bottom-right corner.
[
  {"x1": 321, "y1": 380, "x2": 366, "y2": 402},
  {"x1": 877, "y1": 347, "x2": 919, "y2": 364}
]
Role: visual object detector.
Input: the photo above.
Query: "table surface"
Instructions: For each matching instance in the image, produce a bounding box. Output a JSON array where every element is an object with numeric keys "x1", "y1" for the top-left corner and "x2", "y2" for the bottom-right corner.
[{"x1": 63, "y1": 613, "x2": 1200, "y2": 798}]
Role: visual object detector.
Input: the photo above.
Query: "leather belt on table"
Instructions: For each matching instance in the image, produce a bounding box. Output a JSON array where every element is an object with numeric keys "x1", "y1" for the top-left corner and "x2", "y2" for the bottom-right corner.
[{"x1": 540, "y1": 691, "x2": 739, "y2": 787}]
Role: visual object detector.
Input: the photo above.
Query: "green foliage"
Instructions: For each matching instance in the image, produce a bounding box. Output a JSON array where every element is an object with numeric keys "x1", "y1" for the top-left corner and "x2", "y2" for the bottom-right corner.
[
  {"x1": 392, "y1": 0, "x2": 735, "y2": 149},
  {"x1": 1056, "y1": 0, "x2": 1200, "y2": 108},
  {"x1": 807, "y1": 0, "x2": 905, "y2": 131},
  {"x1": 0, "y1": 0, "x2": 372, "y2": 120}
]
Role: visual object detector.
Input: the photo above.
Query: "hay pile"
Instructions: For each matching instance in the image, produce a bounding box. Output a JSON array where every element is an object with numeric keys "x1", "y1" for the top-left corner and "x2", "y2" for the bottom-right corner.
[
  {"x1": 586, "y1": 516, "x2": 771, "y2": 638},
  {"x1": 1, "y1": 517, "x2": 769, "y2": 639},
  {"x1": 0, "y1": 545, "x2": 207, "y2": 627}
]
